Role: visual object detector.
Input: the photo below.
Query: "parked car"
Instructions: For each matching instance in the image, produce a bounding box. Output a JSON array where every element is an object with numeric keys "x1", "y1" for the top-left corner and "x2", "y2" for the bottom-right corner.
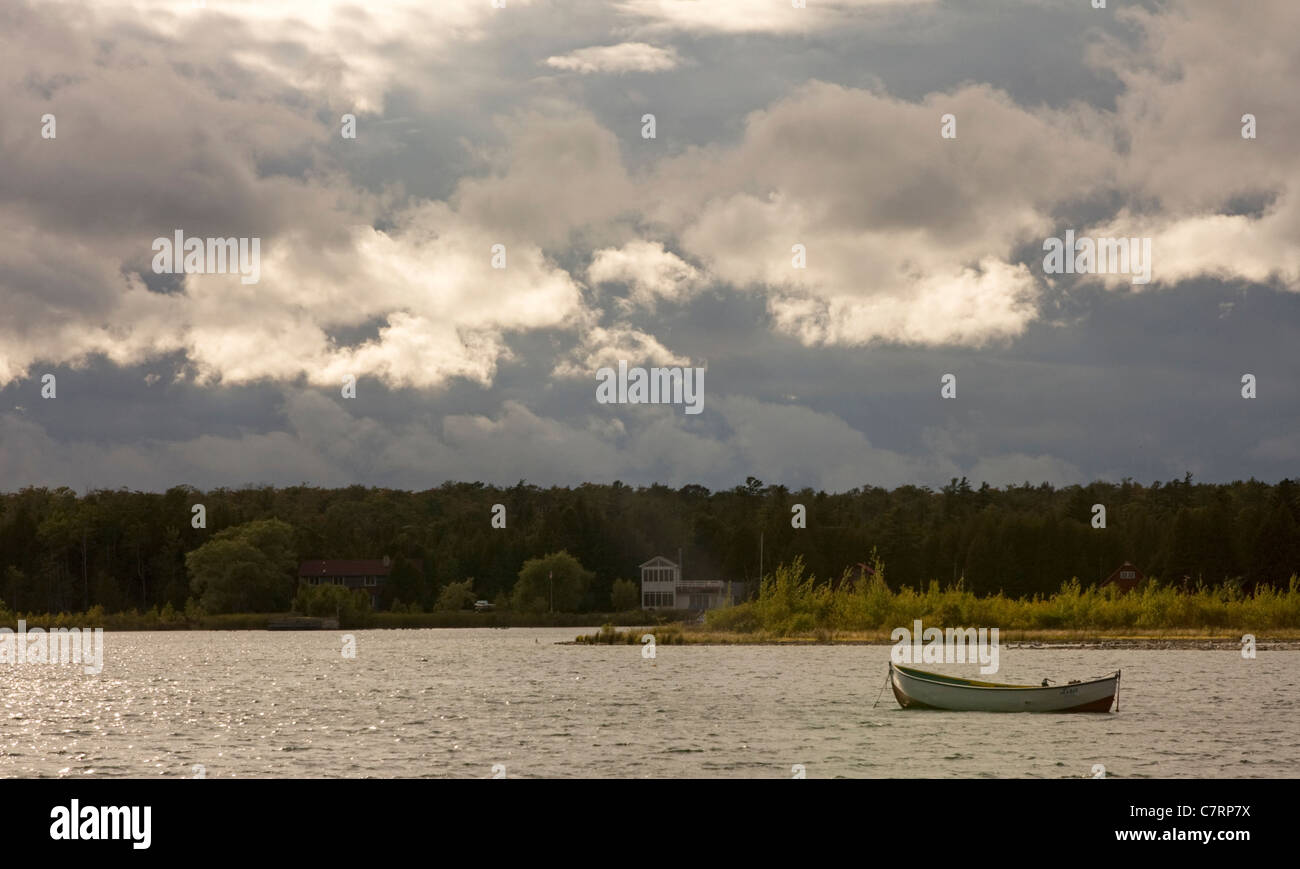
[{"x1": 473, "y1": 600, "x2": 495, "y2": 612}]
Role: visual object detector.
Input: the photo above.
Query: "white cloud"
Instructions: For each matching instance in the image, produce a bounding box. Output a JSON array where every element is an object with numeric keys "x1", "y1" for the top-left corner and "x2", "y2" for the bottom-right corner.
[
  {"x1": 178, "y1": 201, "x2": 585, "y2": 388},
  {"x1": 587, "y1": 241, "x2": 703, "y2": 309},
  {"x1": 553, "y1": 324, "x2": 694, "y2": 380},
  {"x1": 767, "y1": 258, "x2": 1039, "y2": 347},
  {"x1": 618, "y1": 0, "x2": 934, "y2": 35},
  {"x1": 1086, "y1": 205, "x2": 1300, "y2": 290},
  {"x1": 1080, "y1": 0, "x2": 1300, "y2": 291},
  {"x1": 41, "y1": 0, "x2": 539, "y2": 112},
  {"x1": 656, "y1": 82, "x2": 1107, "y2": 347},
  {"x1": 452, "y1": 109, "x2": 638, "y2": 247},
  {"x1": 544, "y1": 42, "x2": 681, "y2": 74}
]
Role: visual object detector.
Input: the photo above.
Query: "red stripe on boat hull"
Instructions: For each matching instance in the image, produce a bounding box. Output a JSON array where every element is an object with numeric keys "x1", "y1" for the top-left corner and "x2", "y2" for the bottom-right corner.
[{"x1": 1057, "y1": 693, "x2": 1117, "y2": 713}]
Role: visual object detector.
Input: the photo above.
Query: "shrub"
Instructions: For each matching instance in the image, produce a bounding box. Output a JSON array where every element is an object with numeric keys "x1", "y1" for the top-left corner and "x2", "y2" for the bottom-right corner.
[{"x1": 702, "y1": 560, "x2": 1300, "y2": 634}]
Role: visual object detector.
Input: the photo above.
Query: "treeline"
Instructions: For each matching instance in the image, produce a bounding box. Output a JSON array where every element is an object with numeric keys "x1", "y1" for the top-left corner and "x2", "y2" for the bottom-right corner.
[{"x1": 1, "y1": 475, "x2": 1299, "y2": 614}]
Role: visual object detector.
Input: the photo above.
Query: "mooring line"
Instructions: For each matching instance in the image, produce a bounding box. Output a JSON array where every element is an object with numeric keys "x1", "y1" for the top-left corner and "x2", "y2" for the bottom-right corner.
[{"x1": 872, "y1": 665, "x2": 892, "y2": 708}]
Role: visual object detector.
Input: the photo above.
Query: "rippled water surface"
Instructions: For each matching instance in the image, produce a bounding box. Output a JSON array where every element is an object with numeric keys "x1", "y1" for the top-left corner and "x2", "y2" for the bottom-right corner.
[{"x1": 2, "y1": 629, "x2": 1296, "y2": 778}]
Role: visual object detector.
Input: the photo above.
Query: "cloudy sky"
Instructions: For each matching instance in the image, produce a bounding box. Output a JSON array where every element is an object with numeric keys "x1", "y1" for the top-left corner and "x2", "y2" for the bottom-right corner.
[{"x1": 2, "y1": 0, "x2": 1298, "y2": 493}]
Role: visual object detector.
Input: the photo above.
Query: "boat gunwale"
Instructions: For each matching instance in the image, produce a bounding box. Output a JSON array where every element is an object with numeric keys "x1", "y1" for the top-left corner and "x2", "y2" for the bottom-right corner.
[{"x1": 891, "y1": 663, "x2": 1119, "y2": 692}]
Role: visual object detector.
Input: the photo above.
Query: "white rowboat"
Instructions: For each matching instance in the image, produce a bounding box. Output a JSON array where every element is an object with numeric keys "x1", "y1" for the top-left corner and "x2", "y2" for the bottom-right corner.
[{"x1": 889, "y1": 662, "x2": 1120, "y2": 713}]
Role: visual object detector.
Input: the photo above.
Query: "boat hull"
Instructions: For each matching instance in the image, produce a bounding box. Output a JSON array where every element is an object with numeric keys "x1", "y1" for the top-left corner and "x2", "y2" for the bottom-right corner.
[{"x1": 890, "y1": 664, "x2": 1119, "y2": 713}]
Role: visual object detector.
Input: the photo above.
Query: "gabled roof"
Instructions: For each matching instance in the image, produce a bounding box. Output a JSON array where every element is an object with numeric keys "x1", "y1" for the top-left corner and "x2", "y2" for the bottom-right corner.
[
  {"x1": 639, "y1": 556, "x2": 678, "y2": 569},
  {"x1": 1101, "y1": 561, "x2": 1143, "y2": 590}
]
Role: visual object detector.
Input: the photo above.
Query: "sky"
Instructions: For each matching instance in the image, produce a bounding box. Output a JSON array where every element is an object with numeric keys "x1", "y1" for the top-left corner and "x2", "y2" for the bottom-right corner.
[{"x1": 1, "y1": 0, "x2": 1298, "y2": 493}]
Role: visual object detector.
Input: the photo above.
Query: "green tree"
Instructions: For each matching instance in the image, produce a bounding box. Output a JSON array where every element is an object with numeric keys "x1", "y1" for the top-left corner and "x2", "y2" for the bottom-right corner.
[
  {"x1": 383, "y1": 555, "x2": 425, "y2": 610},
  {"x1": 610, "y1": 578, "x2": 640, "y2": 611},
  {"x1": 513, "y1": 551, "x2": 593, "y2": 612},
  {"x1": 185, "y1": 519, "x2": 295, "y2": 613},
  {"x1": 36, "y1": 490, "x2": 95, "y2": 610},
  {"x1": 1, "y1": 566, "x2": 29, "y2": 614},
  {"x1": 435, "y1": 579, "x2": 476, "y2": 611},
  {"x1": 294, "y1": 583, "x2": 371, "y2": 624}
]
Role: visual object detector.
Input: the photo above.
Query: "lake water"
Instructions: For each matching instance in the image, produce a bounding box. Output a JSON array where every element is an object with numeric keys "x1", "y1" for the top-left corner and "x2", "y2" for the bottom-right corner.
[{"x1": 2, "y1": 628, "x2": 1296, "y2": 778}]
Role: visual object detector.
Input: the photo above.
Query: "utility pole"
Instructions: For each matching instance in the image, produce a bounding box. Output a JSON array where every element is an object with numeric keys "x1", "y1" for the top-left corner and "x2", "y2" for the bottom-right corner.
[{"x1": 759, "y1": 531, "x2": 764, "y2": 593}]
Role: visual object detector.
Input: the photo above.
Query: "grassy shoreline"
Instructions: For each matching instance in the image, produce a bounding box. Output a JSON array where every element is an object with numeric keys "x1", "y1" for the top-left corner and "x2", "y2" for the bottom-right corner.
[
  {"x1": 572, "y1": 624, "x2": 1300, "y2": 648},
  {"x1": 573, "y1": 560, "x2": 1300, "y2": 649}
]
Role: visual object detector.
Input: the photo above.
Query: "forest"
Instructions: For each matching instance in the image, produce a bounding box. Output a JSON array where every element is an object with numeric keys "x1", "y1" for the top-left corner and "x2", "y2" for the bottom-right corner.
[{"x1": 1, "y1": 474, "x2": 1299, "y2": 615}]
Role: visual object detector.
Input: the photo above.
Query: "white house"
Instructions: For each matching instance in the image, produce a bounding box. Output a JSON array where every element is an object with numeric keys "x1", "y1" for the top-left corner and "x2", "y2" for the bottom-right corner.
[
  {"x1": 640, "y1": 556, "x2": 678, "y2": 608},
  {"x1": 638, "y1": 556, "x2": 731, "y2": 611}
]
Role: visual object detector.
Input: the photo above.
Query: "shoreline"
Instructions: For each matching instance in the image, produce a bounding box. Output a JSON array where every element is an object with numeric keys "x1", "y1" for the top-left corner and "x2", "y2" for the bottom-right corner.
[
  {"x1": 0, "y1": 611, "x2": 674, "y2": 632},
  {"x1": 569, "y1": 626, "x2": 1300, "y2": 649},
  {"x1": 3, "y1": 617, "x2": 1297, "y2": 649}
]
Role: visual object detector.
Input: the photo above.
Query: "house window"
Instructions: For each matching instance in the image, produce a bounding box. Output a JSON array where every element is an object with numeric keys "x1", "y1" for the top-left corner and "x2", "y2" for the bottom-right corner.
[
  {"x1": 364, "y1": 576, "x2": 377, "y2": 587},
  {"x1": 643, "y1": 591, "x2": 673, "y2": 608},
  {"x1": 1120, "y1": 570, "x2": 1135, "y2": 579}
]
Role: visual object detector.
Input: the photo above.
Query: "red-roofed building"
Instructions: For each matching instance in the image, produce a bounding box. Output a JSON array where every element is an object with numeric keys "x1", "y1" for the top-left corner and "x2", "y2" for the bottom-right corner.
[
  {"x1": 1101, "y1": 561, "x2": 1144, "y2": 593},
  {"x1": 298, "y1": 558, "x2": 392, "y2": 608}
]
